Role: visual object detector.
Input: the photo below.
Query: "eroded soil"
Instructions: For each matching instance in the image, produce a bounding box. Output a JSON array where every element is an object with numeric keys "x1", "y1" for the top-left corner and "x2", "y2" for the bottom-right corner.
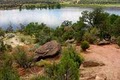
[{"x1": 79, "y1": 44, "x2": 120, "y2": 80}]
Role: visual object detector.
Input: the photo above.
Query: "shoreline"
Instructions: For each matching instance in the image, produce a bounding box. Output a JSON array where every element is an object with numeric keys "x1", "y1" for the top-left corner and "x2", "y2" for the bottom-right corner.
[{"x1": 0, "y1": 3, "x2": 120, "y2": 10}]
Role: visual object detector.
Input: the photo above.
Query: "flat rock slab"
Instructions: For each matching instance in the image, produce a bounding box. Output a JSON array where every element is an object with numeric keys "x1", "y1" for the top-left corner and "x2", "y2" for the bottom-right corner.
[
  {"x1": 83, "y1": 60, "x2": 105, "y2": 68},
  {"x1": 98, "y1": 40, "x2": 110, "y2": 45}
]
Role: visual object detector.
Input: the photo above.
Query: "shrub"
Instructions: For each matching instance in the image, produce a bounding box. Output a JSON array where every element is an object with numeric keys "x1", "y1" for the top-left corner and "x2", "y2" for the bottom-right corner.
[
  {"x1": 81, "y1": 41, "x2": 90, "y2": 51},
  {"x1": 44, "y1": 47, "x2": 83, "y2": 80},
  {"x1": 83, "y1": 28, "x2": 98, "y2": 44},
  {"x1": 31, "y1": 47, "x2": 83, "y2": 80},
  {"x1": 37, "y1": 35, "x2": 51, "y2": 45},
  {"x1": 117, "y1": 36, "x2": 120, "y2": 47},
  {"x1": 20, "y1": 37, "x2": 25, "y2": 42},
  {"x1": 63, "y1": 47, "x2": 84, "y2": 67},
  {"x1": 13, "y1": 46, "x2": 34, "y2": 68},
  {"x1": 31, "y1": 75, "x2": 49, "y2": 80},
  {"x1": 0, "y1": 53, "x2": 20, "y2": 80},
  {"x1": 0, "y1": 41, "x2": 6, "y2": 53}
]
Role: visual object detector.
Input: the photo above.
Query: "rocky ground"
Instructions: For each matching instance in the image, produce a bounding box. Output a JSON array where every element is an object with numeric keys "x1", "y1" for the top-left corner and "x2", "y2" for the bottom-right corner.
[
  {"x1": 4, "y1": 34, "x2": 120, "y2": 80},
  {"x1": 78, "y1": 44, "x2": 120, "y2": 80}
]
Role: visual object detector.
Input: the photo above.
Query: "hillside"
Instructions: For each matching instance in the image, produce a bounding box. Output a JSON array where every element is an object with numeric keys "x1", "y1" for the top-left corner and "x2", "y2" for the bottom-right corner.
[{"x1": 0, "y1": 0, "x2": 120, "y2": 4}]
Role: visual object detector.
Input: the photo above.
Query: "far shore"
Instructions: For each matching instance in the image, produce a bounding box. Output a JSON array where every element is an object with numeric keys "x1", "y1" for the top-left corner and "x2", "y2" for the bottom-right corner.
[
  {"x1": 0, "y1": 3, "x2": 120, "y2": 10},
  {"x1": 61, "y1": 3, "x2": 120, "y2": 8}
]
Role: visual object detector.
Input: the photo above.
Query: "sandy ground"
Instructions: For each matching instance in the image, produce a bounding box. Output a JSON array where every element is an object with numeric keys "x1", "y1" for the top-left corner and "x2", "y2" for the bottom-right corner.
[{"x1": 78, "y1": 44, "x2": 120, "y2": 80}]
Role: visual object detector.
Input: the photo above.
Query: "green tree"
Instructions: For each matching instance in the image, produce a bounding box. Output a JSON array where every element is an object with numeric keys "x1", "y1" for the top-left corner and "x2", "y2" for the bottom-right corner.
[
  {"x1": 113, "y1": 17, "x2": 120, "y2": 37},
  {"x1": 83, "y1": 27, "x2": 99, "y2": 44}
]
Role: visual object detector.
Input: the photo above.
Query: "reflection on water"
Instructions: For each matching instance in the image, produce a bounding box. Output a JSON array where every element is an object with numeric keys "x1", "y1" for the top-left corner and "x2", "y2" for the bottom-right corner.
[{"x1": 0, "y1": 7, "x2": 120, "y2": 29}]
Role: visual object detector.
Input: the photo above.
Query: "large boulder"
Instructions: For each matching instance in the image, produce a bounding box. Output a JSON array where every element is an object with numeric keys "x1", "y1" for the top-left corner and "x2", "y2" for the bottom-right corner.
[{"x1": 34, "y1": 40, "x2": 61, "y2": 61}]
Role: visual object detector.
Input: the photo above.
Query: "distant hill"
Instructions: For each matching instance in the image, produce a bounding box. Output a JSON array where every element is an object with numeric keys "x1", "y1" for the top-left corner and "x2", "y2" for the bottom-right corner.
[
  {"x1": 0, "y1": 0, "x2": 120, "y2": 4},
  {"x1": 79, "y1": 0, "x2": 120, "y2": 4},
  {"x1": 0, "y1": 0, "x2": 59, "y2": 4}
]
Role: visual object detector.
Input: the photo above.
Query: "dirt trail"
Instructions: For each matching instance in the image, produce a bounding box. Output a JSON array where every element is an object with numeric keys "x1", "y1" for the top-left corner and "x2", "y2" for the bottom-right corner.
[{"x1": 79, "y1": 44, "x2": 120, "y2": 80}]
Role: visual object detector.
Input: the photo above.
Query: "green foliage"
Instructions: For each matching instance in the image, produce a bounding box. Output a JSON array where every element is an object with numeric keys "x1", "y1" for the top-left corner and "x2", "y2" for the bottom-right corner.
[
  {"x1": 109, "y1": 14, "x2": 119, "y2": 24},
  {"x1": 0, "y1": 28, "x2": 5, "y2": 37},
  {"x1": 45, "y1": 47, "x2": 83, "y2": 80},
  {"x1": 117, "y1": 36, "x2": 120, "y2": 47},
  {"x1": 13, "y1": 46, "x2": 34, "y2": 68},
  {"x1": 0, "y1": 40, "x2": 12, "y2": 53},
  {"x1": 62, "y1": 31, "x2": 74, "y2": 41},
  {"x1": 23, "y1": 22, "x2": 53, "y2": 44},
  {"x1": 31, "y1": 75, "x2": 49, "y2": 80},
  {"x1": 72, "y1": 20, "x2": 86, "y2": 43},
  {"x1": 32, "y1": 47, "x2": 83, "y2": 80},
  {"x1": 81, "y1": 41, "x2": 90, "y2": 51},
  {"x1": 83, "y1": 28, "x2": 98, "y2": 44},
  {"x1": 113, "y1": 17, "x2": 120, "y2": 37},
  {"x1": 62, "y1": 47, "x2": 84, "y2": 67},
  {"x1": 37, "y1": 31, "x2": 52, "y2": 45},
  {"x1": 0, "y1": 41, "x2": 6, "y2": 53},
  {"x1": 25, "y1": 3, "x2": 61, "y2": 10},
  {"x1": 0, "y1": 53, "x2": 20, "y2": 80}
]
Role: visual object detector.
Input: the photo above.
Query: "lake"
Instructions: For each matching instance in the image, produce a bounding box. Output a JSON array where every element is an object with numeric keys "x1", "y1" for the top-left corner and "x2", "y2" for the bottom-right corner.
[{"x1": 0, "y1": 7, "x2": 120, "y2": 29}]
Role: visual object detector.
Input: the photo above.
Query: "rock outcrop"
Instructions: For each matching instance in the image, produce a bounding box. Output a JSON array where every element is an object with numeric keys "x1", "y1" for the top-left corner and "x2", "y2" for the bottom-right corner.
[{"x1": 34, "y1": 40, "x2": 61, "y2": 61}]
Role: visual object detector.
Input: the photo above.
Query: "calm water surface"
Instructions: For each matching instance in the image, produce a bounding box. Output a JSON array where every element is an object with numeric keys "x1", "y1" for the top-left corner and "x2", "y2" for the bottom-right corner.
[{"x1": 0, "y1": 7, "x2": 120, "y2": 29}]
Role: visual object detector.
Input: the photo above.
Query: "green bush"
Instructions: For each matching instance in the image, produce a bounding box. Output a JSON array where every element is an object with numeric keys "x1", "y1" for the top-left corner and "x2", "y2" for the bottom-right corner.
[
  {"x1": 37, "y1": 34, "x2": 51, "y2": 45},
  {"x1": 0, "y1": 40, "x2": 12, "y2": 53},
  {"x1": 117, "y1": 36, "x2": 120, "y2": 47},
  {"x1": 63, "y1": 47, "x2": 84, "y2": 67},
  {"x1": 45, "y1": 47, "x2": 83, "y2": 80},
  {"x1": 81, "y1": 41, "x2": 90, "y2": 51},
  {"x1": 83, "y1": 28, "x2": 98, "y2": 44},
  {"x1": 13, "y1": 46, "x2": 34, "y2": 68},
  {"x1": 0, "y1": 53, "x2": 20, "y2": 80},
  {"x1": 32, "y1": 47, "x2": 83, "y2": 80},
  {"x1": 0, "y1": 41, "x2": 6, "y2": 53},
  {"x1": 31, "y1": 75, "x2": 49, "y2": 80},
  {"x1": 20, "y1": 37, "x2": 25, "y2": 42}
]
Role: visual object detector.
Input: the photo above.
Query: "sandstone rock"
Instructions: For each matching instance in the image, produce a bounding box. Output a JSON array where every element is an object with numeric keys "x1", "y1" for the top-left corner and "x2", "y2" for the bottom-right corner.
[
  {"x1": 83, "y1": 60, "x2": 105, "y2": 67},
  {"x1": 98, "y1": 40, "x2": 110, "y2": 45},
  {"x1": 65, "y1": 39, "x2": 75, "y2": 43},
  {"x1": 34, "y1": 40, "x2": 61, "y2": 61}
]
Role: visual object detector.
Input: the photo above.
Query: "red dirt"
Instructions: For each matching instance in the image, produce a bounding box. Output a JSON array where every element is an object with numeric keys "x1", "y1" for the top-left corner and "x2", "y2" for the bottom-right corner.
[{"x1": 79, "y1": 44, "x2": 120, "y2": 80}]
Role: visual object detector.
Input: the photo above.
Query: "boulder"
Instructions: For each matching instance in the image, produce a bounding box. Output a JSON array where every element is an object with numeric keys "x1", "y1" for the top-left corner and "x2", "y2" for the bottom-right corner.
[
  {"x1": 5, "y1": 33, "x2": 15, "y2": 39},
  {"x1": 98, "y1": 40, "x2": 110, "y2": 45},
  {"x1": 111, "y1": 36, "x2": 117, "y2": 44},
  {"x1": 83, "y1": 60, "x2": 105, "y2": 67},
  {"x1": 65, "y1": 39, "x2": 75, "y2": 43},
  {"x1": 95, "y1": 74, "x2": 107, "y2": 80},
  {"x1": 34, "y1": 40, "x2": 61, "y2": 61}
]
